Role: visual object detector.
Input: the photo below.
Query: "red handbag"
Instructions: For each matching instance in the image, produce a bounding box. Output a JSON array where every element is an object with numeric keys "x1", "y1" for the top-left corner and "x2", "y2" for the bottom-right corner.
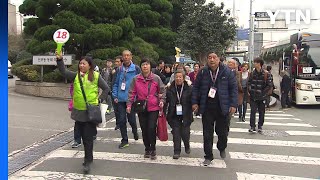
[{"x1": 157, "y1": 110, "x2": 168, "y2": 141}]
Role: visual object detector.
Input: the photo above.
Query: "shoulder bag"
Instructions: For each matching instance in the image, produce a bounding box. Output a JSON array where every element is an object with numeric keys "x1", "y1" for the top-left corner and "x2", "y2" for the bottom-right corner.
[{"x1": 133, "y1": 80, "x2": 152, "y2": 113}]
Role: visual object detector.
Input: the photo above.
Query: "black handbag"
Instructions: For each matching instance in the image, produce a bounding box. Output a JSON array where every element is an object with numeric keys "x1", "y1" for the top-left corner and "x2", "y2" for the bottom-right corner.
[
  {"x1": 133, "y1": 80, "x2": 152, "y2": 113},
  {"x1": 78, "y1": 73, "x2": 102, "y2": 124}
]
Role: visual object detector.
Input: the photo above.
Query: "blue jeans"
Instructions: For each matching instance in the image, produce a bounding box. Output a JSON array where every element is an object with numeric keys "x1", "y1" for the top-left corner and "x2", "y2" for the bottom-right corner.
[
  {"x1": 74, "y1": 122, "x2": 81, "y2": 144},
  {"x1": 117, "y1": 102, "x2": 138, "y2": 143},
  {"x1": 238, "y1": 87, "x2": 248, "y2": 119}
]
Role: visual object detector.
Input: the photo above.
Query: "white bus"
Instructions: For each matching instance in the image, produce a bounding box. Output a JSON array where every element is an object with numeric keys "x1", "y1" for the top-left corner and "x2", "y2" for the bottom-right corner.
[{"x1": 261, "y1": 31, "x2": 320, "y2": 105}]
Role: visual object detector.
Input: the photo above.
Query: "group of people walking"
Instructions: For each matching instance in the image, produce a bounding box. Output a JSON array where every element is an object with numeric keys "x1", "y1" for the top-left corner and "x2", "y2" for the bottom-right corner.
[{"x1": 56, "y1": 50, "x2": 274, "y2": 174}]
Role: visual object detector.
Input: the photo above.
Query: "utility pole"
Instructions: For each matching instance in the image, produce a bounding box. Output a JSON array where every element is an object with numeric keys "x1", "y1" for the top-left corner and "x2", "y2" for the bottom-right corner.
[
  {"x1": 233, "y1": 0, "x2": 236, "y2": 52},
  {"x1": 248, "y1": 0, "x2": 254, "y2": 69}
]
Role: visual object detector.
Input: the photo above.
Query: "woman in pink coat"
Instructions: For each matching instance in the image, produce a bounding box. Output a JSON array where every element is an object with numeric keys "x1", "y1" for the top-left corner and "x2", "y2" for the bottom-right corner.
[{"x1": 127, "y1": 58, "x2": 166, "y2": 160}]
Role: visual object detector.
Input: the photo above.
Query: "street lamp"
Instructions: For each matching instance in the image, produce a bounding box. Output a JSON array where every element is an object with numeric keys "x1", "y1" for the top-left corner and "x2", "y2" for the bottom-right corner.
[{"x1": 248, "y1": 0, "x2": 255, "y2": 70}]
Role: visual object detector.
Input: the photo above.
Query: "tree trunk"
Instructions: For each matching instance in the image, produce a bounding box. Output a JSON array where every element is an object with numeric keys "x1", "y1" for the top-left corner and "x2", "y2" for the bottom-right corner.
[{"x1": 197, "y1": 52, "x2": 207, "y2": 65}]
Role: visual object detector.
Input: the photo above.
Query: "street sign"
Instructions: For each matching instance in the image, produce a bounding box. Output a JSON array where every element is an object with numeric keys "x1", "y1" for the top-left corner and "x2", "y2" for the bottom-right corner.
[
  {"x1": 33, "y1": 55, "x2": 72, "y2": 65},
  {"x1": 254, "y1": 12, "x2": 270, "y2": 18},
  {"x1": 179, "y1": 57, "x2": 185, "y2": 62}
]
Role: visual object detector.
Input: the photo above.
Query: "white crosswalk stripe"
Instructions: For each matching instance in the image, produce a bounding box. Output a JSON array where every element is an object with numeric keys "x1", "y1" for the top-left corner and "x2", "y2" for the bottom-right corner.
[
  {"x1": 98, "y1": 127, "x2": 320, "y2": 137},
  {"x1": 230, "y1": 152, "x2": 320, "y2": 165},
  {"x1": 10, "y1": 109, "x2": 320, "y2": 179},
  {"x1": 236, "y1": 121, "x2": 315, "y2": 127},
  {"x1": 46, "y1": 150, "x2": 227, "y2": 168},
  {"x1": 236, "y1": 172, "x2": 316, "y2": 180},
  {"x1": 96, "y1": 137, "x2": 320, "y2": 149},
  {"x1": 10, "y1": 171, "x2": 149, "y2": 180}
]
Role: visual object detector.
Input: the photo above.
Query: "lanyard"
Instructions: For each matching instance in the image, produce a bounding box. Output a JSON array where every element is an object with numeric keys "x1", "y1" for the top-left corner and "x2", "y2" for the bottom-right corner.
[
  {"x1": 175, "y1": 83, "x2": 184, "y2": 104},
  {"x1": 209, "y1": 67, "x2": 219, "y2": 86},
  {"x1": 122, "y1": 65, "x2": 129, "y2": 82}
]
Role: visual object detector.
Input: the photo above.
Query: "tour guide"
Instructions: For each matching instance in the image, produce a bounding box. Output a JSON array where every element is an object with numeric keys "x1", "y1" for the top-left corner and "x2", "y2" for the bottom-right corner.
[{"x1": 56, "y1": 52, "x2": 109, "y2": 174}]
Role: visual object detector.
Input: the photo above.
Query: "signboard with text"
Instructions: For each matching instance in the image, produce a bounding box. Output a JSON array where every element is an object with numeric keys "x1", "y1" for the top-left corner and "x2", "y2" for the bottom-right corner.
[{"x1": 33, "y1": 55, "x2": 72, "y2": 65}]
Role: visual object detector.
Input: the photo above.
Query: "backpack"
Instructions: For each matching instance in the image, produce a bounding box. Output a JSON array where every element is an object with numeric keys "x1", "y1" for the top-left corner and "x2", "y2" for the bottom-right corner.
[{"x1": 263, "y1": 71, "x2": 274, "y2": 95}]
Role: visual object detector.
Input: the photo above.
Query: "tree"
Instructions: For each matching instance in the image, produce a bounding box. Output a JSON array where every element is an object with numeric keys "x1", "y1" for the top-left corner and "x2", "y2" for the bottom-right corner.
[
  {"x1": 176, "y1": 0, "x2": 237, "y2": 64},
  {"x1": 19, "y1": 0, "x2": 177, "y2": 62}
]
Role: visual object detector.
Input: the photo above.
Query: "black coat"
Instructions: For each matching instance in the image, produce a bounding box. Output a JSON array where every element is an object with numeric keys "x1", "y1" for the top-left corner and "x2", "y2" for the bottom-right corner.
[
  {"x1": 248, "y1": 69, "x2": 273, "y2": 100},
  {"x1": 191, "y1": 64, "x2": 238, "y2": 116},
  {"x1": 281, "y1": 74, "x2": 291, "y2": 93},
  {"x1": 165, "y1": 81, "x2": 193, "y2": 126}
]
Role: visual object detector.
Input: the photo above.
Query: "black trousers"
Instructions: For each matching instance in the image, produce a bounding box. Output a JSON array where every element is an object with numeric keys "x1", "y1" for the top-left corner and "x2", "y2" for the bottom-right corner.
[
  {"x1": 249, "y1": 99, "x2": 265, "y2": 128},
  {"x1": 78, "y1": 121, "x2": 97, "y2": 163},
  {"x1": 172, "y1": 117, "x2": 191, "y2": 154},
  {"x1": 138, "y1": 111, "x2": 159, "y2": 151},
  {"x1": 281, "y1": 91, "x2": 291, "y2": 108},
  {"x1": 202, "y1": 104, "x2": 228, "y2": 161}
]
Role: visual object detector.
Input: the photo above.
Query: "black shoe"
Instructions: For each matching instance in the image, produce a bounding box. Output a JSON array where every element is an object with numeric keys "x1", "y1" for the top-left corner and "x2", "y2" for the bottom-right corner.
[
  {"x1": 238, "y1": 117, "x2": 242, "y2": 122},
  {"x1": 248, "y1": 128, "x2": 256, "y2": 133},
  {"x1": 144, "y1": 151, "x2": 151, "y2": 158},
  {"x1": 241, "y1": 117, "x2": 245, "y2": 122},
  {"x1": 173, "y1": 154, "x2": 180, "y2": 159},
  {"x1": 203, "y1": 159, "x2": 212, "y2": 166},
  {"x1": 258, "y1": 127, "x2": 263, "y2": 133},
  {"x1": 185, "y1": 148, "x2": 191, "y2": 154},
  {"x1": 133, "y1": 132, "x2": 139, "y2": 141},
  {"x1": 150, "y1": 151, "x2": 157, "y2": 160},
  {"x1": 71, "y1": 142, "x2": 81, "y2": 148},
  {"x1": 82, "y1": 162, "x2": 92, "y2": 174},
  {"x1": 220, "y1": 150, "x2": 226, "y2": 159},
  {"x1": 118, "y1": 142, "x2": 129, "y2": 149},
  {"x1": 114, "y1": 125, "x2": 120, "y2": 130}
]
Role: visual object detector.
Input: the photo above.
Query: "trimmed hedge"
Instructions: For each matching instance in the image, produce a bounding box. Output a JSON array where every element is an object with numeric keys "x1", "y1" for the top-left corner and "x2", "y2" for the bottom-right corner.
[
  {"x1": 12, "y1": 57, "x2": 112, "y2": 82},
  {"x1": 13, "y1": 65, "x2": 41, "y2": 82}
]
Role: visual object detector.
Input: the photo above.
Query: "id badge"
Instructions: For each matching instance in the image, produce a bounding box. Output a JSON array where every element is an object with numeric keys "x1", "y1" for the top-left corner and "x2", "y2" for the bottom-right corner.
[
  {"x1": 208, "y1": 87, "x2": 217, "y2": 98},
  {"x1": 121, "y1": 82, "x2": 126, "y2": 90},
  {"x1": 176, "y1": 104, "x2": 183, "y2": 115}
]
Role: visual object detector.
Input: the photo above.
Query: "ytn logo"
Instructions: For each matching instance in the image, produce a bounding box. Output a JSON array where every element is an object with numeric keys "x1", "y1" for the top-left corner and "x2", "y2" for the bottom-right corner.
[{"x1": 266, "y1": 9, "x2": 311, "y2": 25}]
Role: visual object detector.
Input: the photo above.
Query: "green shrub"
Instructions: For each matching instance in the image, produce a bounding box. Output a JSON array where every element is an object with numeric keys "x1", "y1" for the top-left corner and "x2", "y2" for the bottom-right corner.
[
  {"x1": 8, "y1": 50, "x2": 19, "y2": 64},
  {"x1": 16, "y1": 50, "x2": 33, "y2": 62},
  {"x1": 43, "y1": 70, "x2": 64, "y2": 82},
  {"x1": 14, "y1": 65, "x2": 40, "y2": 82}
]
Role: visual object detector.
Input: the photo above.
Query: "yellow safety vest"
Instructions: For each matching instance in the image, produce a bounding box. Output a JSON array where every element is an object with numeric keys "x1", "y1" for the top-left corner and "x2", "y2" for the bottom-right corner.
[{"x1": 73, "y1": 71, "x2": 99, "y2": 110}]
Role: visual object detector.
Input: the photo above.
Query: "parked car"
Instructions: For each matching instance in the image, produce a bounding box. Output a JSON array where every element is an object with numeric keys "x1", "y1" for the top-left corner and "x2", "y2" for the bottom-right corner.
[{"x1": 8, "y1": 60, "x2": 13, "y2": 78}]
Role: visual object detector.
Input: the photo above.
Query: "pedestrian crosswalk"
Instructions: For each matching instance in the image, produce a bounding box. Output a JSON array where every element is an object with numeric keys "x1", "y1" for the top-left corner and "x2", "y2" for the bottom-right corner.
[{"x1": 9, "y1": 108, "x2": 320, "y2": 180}]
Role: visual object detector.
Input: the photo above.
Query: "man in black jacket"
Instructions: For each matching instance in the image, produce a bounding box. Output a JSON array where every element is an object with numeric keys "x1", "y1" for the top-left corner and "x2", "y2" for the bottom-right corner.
[
  {"x1": 192, "y1": 52, "x2": 238, "y2": 166},
  {"x1": 280, "y1": 70, "x2": 291, "y2": 109},
  {"x1": 248, "y1": 57, "x2": 273, "y2": 133}
]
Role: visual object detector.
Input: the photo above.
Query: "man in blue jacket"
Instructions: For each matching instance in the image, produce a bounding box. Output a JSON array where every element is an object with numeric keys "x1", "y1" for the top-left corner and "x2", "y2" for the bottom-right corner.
[
  {"x1": 112, "y1": 50, "x2": 140, "y2": 149},
  {"x1": 192, "y1": 52, "x2": 238, "y2": 166}
]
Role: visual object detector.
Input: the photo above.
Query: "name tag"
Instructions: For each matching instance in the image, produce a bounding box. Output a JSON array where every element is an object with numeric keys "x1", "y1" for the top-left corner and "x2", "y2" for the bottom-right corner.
[
  {"x1": 208, "y1": 87, "x2": 217, "y2": 98},
  {"x1": 121, "y1": 82, "x2": 126, "y2": 90},
  {"x1": 176, "y1": 104, "x2": 183, "y2": 115}
]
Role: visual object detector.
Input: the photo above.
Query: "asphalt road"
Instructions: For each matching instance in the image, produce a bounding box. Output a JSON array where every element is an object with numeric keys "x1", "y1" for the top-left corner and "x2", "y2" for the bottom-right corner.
[
  {"x1": 9, "y1": 99, "x2": 320, "y2": 179},
  {"x1": 8, "y1": 78, "x2": 74, "y2": 155}
]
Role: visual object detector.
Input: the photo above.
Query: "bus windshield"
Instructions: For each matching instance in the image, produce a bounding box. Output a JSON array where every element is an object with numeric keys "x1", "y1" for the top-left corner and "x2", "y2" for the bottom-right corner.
[
  {"x1": 307, "y1": 47, "x2": 320, "y2": 67},
  {"x1": 298, "y1": 43, "x2": 320, "y2": 79}
]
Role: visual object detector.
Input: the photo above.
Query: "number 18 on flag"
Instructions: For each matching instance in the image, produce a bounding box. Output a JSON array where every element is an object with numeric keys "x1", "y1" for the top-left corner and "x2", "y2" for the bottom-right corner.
[{"x1": 53, "y1": 29, "x2": 70, "y2": 54}]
